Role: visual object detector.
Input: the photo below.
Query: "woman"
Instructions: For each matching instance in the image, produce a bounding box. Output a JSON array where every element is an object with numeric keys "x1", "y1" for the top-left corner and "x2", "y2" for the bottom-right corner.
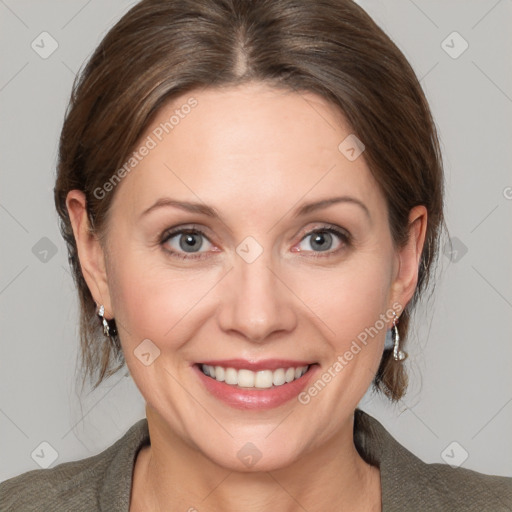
[{"x1": 1, "y1": 0, "x2": 511, "y2": 510}]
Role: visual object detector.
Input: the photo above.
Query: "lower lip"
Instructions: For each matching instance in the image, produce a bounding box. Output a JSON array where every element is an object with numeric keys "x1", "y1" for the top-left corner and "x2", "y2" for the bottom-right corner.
[{"x1": 193, "y1": 364, "x2": 319, "y2": 410}]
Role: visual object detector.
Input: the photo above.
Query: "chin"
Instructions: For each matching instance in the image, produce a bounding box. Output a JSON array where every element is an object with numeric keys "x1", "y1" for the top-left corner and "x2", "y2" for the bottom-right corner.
[
  {"x1": 219, "y1": 447, "x2": 301, "y2": 473},
  {"x1": 198, "y1": 434, "x2": 307, "y2": 473}
]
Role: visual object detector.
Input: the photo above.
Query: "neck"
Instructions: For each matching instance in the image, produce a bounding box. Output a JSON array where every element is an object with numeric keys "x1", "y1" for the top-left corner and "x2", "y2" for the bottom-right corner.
[{"x1": 135, "y1": 407, "x2": 381, "y2": 512}]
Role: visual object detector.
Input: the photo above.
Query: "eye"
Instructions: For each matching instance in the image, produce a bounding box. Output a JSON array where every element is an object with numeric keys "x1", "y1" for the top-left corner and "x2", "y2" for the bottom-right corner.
[
  {"x1": 293, "y1": 225, "x2": 350, "y2": 257},
  {"x1": 160, "y1": 224, "x2": 350, "y2": 260},
  {"x1": 161, "y1": 227, "x2": 215, "y2": 260}
]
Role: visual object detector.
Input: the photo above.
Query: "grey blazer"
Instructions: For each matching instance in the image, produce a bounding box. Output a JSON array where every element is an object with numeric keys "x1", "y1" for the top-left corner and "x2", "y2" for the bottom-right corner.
[{"x1": 1, "y1": 408, "x2": 511, "y2": 511}]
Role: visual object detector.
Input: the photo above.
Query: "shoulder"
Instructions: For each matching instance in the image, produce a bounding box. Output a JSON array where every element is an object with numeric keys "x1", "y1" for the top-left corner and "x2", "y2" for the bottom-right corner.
[
  {"x1": 403, "y1": 459, "x2": 512, "y2": 510},
  {"x1": 354, "y1": 409, "x2": 512, "y2": 512},
  {"x1": 0, "y1": 418, "x2": 149, "y2": 512}
]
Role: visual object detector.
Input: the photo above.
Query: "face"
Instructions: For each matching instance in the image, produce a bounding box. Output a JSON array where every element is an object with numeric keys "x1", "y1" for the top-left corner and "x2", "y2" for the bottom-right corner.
[{"x1": 70, "y1": 82, "x2": 425, "y2": 471}]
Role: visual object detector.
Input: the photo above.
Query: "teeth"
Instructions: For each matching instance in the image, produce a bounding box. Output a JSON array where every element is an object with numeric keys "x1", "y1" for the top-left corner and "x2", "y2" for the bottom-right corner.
[
  {"x1": 273, "y1": 368, "x2": 286, "y2": 386},
  {"x1": 215, "y1": 366, "x2": 225, "y2": 382},
  {"x1": 225, "y1": 367, "x2": 238, "y2": 385},
  {"x1": 254, "y1": 370, "x2": 273, "y2": 389},
  {"x1": 201, "y1": 364, "x2": 309, "y2": 389},
  {"x1": 238, "y1": 369, "x2": 255, "y2": 387}
]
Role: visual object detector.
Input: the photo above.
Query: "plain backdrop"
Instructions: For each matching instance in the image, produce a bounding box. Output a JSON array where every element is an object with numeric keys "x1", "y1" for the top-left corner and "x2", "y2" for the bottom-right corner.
[{"x1": 1, "y1": 0, "x2": 511, "y2": 482}]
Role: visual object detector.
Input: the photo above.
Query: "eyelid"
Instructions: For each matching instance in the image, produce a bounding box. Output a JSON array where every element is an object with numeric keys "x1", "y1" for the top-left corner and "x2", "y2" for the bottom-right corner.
[
  {"x1": 160, "y1": 224, "x2": 210, "y2": 242},
  {"x1": 296, "y1": 222, "x2": 350, "y2": 240}
]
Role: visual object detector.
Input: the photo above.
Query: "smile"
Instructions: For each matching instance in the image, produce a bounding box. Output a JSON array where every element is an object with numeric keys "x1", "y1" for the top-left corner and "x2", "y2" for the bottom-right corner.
[
  {"x1": 200, "y1": 364, "x2": 309, "y2": 389},
  {"x1": 194, "y1": 360, "x2": 319, "y2": 410}
]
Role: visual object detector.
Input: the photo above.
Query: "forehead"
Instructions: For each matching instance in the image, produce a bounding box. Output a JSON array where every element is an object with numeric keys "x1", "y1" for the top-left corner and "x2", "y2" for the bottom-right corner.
[{"x1": 110, "y1": 82, "x2": 384, "y2": 220}]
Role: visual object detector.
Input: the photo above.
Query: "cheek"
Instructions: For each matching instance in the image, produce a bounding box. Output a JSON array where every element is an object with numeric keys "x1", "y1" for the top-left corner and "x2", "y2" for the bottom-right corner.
[
  {"x1": 291, "y1": 256, "x2": 393, "y2": 402},
  {"x1": 299, "y1": 254, "x2": 392, "y2": 340},
  {"x1": 107, "y1": 247, "x2": 220, "y2": 351}
]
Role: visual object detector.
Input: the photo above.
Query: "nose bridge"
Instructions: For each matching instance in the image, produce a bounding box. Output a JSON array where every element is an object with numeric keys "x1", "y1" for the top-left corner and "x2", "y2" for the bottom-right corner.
[{"x1": 218, "y1": 236, "x2": 296, "y2": 342}]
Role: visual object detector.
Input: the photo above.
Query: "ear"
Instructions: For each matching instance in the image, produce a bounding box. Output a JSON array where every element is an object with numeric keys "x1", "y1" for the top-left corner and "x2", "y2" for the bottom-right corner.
[
  {"x1": 390, "y1": 205, "x2": 428, "y2": 312},
  {"x1": 66, "y1": 190, "x2": 113, "y2": 319}
]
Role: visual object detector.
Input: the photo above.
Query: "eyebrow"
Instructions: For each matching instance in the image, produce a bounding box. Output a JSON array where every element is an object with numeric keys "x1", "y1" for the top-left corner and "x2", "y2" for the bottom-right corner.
[{"x1": 140, "y1": 195, "x2": 370, "y2": 220}]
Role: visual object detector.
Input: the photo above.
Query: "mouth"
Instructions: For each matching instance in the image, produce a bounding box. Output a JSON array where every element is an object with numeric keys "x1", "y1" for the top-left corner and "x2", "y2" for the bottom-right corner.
[
  {"x1": 198, "y1": 363, "x2": 311, "y2": 389},
  {"x1": 193, "y1": 360, "x2": 319, "y2": 410}
]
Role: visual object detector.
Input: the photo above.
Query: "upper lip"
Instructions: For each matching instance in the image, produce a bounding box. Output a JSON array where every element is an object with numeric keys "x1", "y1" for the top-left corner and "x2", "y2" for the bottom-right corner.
[{"x1": 196, "y1": 359, "x2": 315, "y2": 371}]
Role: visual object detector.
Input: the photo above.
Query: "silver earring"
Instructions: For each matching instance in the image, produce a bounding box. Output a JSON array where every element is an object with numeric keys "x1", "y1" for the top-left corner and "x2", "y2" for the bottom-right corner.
[
  {"x1": 97, "y1": 304, "x2": 111, "y2": 338},
  {"x1": 391, "y1": 311, "x2": 407, "y2": 361}
]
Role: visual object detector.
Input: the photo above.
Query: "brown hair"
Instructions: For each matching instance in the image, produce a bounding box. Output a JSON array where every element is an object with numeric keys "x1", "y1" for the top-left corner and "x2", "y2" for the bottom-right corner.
[{"x1": 54, "y1": 0, "x2": 445, "y2": 401}]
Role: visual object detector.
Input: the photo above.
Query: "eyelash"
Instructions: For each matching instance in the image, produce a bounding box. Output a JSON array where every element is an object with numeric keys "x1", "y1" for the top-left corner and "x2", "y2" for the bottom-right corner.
[{"x1": 160, "y1": 224, "x2": 351, "y2": 261}]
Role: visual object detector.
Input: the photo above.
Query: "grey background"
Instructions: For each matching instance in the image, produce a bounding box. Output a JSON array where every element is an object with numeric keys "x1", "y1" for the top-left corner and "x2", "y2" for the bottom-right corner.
[{"x1": 1, "y1": 0, "x2": 511, "y2": 482}]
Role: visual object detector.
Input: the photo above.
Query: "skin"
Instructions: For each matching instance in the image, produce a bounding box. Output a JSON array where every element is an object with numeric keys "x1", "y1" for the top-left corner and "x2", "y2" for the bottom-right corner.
[{"x1": 67, "y1": 82, "x2": 427, "y2": 511}]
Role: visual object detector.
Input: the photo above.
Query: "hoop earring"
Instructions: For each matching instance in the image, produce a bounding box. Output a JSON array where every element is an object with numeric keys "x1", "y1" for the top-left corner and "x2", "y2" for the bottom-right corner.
[
  {"x1": 391, "y1": 311, "x2": 407, "y2": 361},
  {"x1": 97, "y1": 304, "x2": 114, "y2": 339},
  {"x1": 96, "y1": 304, "x2": 116, "y2": 341}
]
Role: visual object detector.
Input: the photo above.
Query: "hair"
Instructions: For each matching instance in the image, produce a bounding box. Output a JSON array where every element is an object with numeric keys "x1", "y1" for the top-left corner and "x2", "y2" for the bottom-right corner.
[{"x1": 54, "y1": 0, "x2": 445, "y2": 401}]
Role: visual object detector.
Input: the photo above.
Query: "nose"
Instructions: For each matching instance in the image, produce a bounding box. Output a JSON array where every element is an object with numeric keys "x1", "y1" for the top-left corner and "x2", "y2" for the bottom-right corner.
[{"x1": 216, "y1": 248, "x2": 298, "y2": 344}]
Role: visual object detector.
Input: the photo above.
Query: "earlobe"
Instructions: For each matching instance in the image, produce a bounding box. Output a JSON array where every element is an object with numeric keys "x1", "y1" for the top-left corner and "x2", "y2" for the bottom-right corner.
[
  {"x1": 390, "y1": 205, "x2": 428, "y2": 310},
  {"x1": 65, "y1": 190, "x2": 113, "y2": 318}
]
